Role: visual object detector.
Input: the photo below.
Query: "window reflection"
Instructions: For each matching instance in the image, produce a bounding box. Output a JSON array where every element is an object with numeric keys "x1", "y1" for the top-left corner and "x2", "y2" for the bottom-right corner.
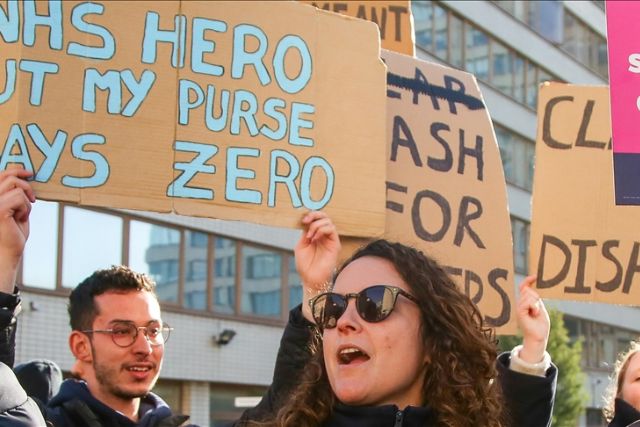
[
  {"x1": 491, "y1": 40, "x2": 513, "y2": 95},
  {"x1": 465, "y1": 26, "x2": 489, "y2": 81},
  {"x1": 413, "y1": 1, "x2": 434, "y2": 51},
  {"x1": 23, "y1": 201, "x2": 58, "y2": 289},
  {"x1": 62, "y1": 207, "x2": 122, "y2": 288},
  {"x1": 184, "y1": 231, "x2": 208, "y2": 310},
  {"x1": 413, "y1": 1, "x2": 563, "y2": 109},
  {"x1": 510, "y1": 217, "x2": 529, "y2": 274},
  {"x1": 288, "y1": 256, "x2": 302, "y2": 310},
  {"x1": 214, "y1": 237, "x2": 236, "y2": 314},
  {"x1": 433, "y1": 4, "x2": 448, "y2": 60},
  {"x1": 494, "y1": 125, "x2": 535, "y2": 191},
  {"x1": 130, "y1": 221, "x2": 180, "y2": 303},
  {"x1": 241, "y1": 245, "x2": 282, "y2": 317}
]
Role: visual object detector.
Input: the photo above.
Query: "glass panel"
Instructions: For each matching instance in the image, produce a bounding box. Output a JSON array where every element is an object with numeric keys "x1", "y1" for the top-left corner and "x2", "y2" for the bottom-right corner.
[
  {"x1": 129, "y1": 221, "x2": 180, "y2": 303},
  {"x1": 433, "y1": 4, "x2": 448, "y2": 60},
  {"x1": 465, "y1": 25, "x2": 489, "y2": 81},
  {"x1": 210, "y1": 384, "x2": 268, "y2": 427},
  {"x1": 288, "y1": 256, "x2": 302, "y2": 310},
  {"x1": 511, "y1": 217, "x2": 529, "y2": 274},
  {"x1": 213, "y1": 237, "x2": 236, "y2": 314},
  {"x1": 449, "y1": 15, "x2": 464, "y2": 68},
  {"x1": 513, "y1": 55, "x2": 525, "y2": 103},
  {"x1": 594, "y1": 34, "x2": 608, "y2": 78},
  {"x1": 495, "y1": 125, "x2": 535, "y2": 191},
  {"x1": 491, "y1": 40, "x2": 513, "y2": 95},
  {"x1": 152, "y1": 380, "x2": 182, "y2": 413},
  {"x1": 62, "y1": 207, "x2": 122, "y2": 288},
  {"x1": 412, "y1": 0, "x2": 433, "y2": 51},
  {"x1": 241, "y1": 245, "x2": 282, "y2": 317},
  {"x1": 184, "y1": 231, "x2": 208, "y2": 310},
  {"x1": 495, "y1": 126, "x2": 514, "y2": 184},
  {"x1": 525, "y1": 62, "x2": 538, "y2": 109},
  {"x1": 22, "y1": 201, "x2": 58, "y2": 289}
]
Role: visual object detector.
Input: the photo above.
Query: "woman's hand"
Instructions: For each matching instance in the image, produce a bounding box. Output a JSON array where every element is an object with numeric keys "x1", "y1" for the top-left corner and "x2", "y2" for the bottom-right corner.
[
  {"x1": 517, "y1": 275, "x2": 550, "y2": 364},
  {"x1": 294, "y1": 211, "x2": 340, "y2": 322}
]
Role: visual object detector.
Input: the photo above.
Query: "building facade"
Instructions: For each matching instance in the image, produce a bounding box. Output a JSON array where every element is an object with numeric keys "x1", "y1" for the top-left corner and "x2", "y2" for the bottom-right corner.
[
  {"x1": 12, "y1": 1, "x2": 638, "y2": 427},
  {"x1": 411, "y1": 1, "x2": 637, "y2": 426}
]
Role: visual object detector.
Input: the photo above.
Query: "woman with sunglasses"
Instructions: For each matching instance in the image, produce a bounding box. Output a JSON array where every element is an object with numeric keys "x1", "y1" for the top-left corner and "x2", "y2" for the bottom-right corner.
[{"x1": 241, "y1": 211, "x2": 556, "y2": 427}]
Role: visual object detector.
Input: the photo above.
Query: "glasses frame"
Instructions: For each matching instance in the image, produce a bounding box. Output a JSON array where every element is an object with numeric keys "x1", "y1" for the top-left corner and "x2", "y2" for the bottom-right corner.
[
  {"x1": 82, "y1": 322, "x2": 174, "y2": 348},
  {"x1": 309, "y1": 284, "x2": 419, "y2": 331}
]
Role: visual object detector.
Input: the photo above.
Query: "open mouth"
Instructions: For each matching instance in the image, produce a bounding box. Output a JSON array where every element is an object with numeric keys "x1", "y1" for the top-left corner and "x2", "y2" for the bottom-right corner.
[{"x1": 337, "y1": 347, "x2": 370, "y2": 365}]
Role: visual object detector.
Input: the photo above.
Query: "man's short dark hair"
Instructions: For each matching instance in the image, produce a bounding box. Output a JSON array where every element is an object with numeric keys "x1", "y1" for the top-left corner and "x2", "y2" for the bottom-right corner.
[{"x1": 68, "y1": 265, "x2": 157, "y2": 331}]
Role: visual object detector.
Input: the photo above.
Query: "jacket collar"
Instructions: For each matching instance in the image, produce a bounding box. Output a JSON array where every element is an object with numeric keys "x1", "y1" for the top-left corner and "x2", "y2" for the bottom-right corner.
[
  {"x1": 48, "y1": 379, "x2": 184, "y2": 426},
  {"x1": 327, "y1": 402, "x2": 435, "y2": 426},
  {"x1": 610, "y1": 398, "x2": 640, "y2": 427}
]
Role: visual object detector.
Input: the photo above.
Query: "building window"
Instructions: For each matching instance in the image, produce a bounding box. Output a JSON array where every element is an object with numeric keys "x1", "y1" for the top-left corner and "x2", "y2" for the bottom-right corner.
[
  {"x1": 494, "y1": 125, "x2": 535, "y2": 191},
  {"x1": 22, "y1": 201, "x2": 58, "y2": 289},
  {"x1": 495, "y1": 1, "x2": 608, "y2": 78},
  {"x1": 153, "y1": 380, "x2": 183, "y2": 414},
  {"x1": 213, "y1": 237, "x2": 236, "y2": 314},
  {"x1": 184, "y1": 231, "x2": 208, "y2": 310},
  {"x1": 288, "y1": 256, "x2": 302, "y2": 310},
  {"x1": 210, "y1": 384, "x2": 268, "y2": 427},
  {"x1": 18, "y1": 203, "x2": 294, "y2": 322},
  {"x1": 62, "y1": 207, "x2": 123, "y2": 288},
  {"x1": 510, "y1": 217, "x2": 529, "y2": 275},
  {"x1": 241, "y1": 246, "x2": 282, "y2": 317},
  {"x1": 413, "y1": 1, "x2": 560, "y2": 110},
  {"x1": 130, "y1": 221, "x2": 180, "y2": 304}
]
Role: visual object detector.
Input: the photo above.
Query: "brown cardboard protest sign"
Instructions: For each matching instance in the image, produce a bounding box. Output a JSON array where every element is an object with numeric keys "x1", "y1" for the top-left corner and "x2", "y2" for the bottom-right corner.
[
  {"x1": 300, "y1": 1, "x2": 415, "y2": 56},
  {"x1": 343, "y1": 50, "x2": 516, "y2": 333},
  {"x1": 0, "y1": 1, "x2": 387, "y2": 237},
  {"x1": 530, "y1": 83, "x2": 640, "y2": 304}
]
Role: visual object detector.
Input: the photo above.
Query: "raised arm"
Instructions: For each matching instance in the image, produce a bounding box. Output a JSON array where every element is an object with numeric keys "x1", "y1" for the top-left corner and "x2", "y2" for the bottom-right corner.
[
  {"x1": 0, "y1": 169, "x2": 34, "y2": 294},
  {"x1": 295, "y1": 210, "x2": 341, "y2": 322},
  {"x1": 0, "y1": 169, "x2": 35, "y2": 368},
  {"x1": 234, "y1": 212, "x2": 340, "y2": 425},
  {"x1": 499, "y1": 275, "x2": 556, "y2": 427}
]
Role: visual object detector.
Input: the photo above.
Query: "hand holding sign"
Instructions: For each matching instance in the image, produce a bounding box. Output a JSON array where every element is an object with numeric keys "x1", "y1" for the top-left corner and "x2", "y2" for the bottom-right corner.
[
  {"x1": 0, "y1": 168, "x2": 35, "y2": 293},
  {"x1": 517, "y1": 275, "x2": 550, "y2": 365},
  {"x1": 295, "y1": 211, "x2": 341, "y2": 322}
]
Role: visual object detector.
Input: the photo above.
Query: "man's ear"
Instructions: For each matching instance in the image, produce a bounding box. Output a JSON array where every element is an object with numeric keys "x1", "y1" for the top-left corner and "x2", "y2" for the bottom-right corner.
[{"x1": 69, "y1": 331, "x2": 93, "y2": 363}]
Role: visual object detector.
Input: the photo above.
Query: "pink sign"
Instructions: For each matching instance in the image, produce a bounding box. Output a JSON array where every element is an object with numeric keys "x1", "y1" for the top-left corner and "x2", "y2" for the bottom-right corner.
[{"x1": 606, "y1": 0, "x2": 640, "y2": 204}]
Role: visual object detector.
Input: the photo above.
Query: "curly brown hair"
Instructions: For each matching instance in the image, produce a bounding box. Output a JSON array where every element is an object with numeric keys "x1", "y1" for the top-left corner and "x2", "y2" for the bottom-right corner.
[
  {"x1": 250, "y1": 239, "x2": 506, "y2": 427},
  {"x1": 603, "y1": 341, "x2": 640, "y2": 421}
]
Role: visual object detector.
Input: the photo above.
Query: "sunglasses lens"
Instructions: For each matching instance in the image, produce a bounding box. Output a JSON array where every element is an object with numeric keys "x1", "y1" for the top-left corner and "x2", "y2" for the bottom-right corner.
[
  {"x1": 357, "y1": 286, "x2": 395, "y2": 322},
  {"x1": 312, "y1": 294, "x2": 346, "y2": 329}
]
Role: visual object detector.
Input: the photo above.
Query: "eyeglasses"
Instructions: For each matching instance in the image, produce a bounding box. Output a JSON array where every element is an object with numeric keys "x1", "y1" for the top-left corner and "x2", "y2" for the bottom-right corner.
[
  {"x1": 82, "y1": 321, "x2": 173, "y2": 348},
  {"x1": 309, "y1": 285, "x2": 419, "y2": 330}
]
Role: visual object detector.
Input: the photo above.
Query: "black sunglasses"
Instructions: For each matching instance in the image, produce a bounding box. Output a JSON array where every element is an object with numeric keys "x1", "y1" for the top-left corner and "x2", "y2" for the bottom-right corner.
[{"x1": 309, "y1": 285, "x2": 419, "y2": 330}]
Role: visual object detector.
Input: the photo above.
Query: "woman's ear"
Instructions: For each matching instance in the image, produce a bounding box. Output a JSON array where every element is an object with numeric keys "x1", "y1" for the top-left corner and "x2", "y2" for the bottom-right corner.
[{"x1": 69, "y1": 331, "x2": 93, "y2": 363}]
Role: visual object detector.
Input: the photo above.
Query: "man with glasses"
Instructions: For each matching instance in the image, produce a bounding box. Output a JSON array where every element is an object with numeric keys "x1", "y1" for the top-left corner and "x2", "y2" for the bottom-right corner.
[
  {"x1": 0, "y1": 168, "x2": 335, "y2": 427},
  {"x1": 0, "y1": 169, "x2": 193, "y2": 426}
]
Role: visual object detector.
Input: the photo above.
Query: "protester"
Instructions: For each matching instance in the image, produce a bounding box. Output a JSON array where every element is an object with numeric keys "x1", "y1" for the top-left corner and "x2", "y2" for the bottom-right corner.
[
  {"x1": 603, "y1": 341, "x2": 640, "y2": 427},
  {"x1": 14, "y1": 359, "x2": 63, "y2": 404},
  {"x1": 239, "y1": 212, "x2": 557, "y2": 427},
  {"x1": 0, "y1": 169, "x2": 333, "y2": 427}
]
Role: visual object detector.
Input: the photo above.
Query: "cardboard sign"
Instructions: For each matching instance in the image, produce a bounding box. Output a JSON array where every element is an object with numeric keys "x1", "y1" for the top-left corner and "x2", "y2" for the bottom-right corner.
[
  {"x1": 530, "y1": 83, "x2": 640, "y2": 305},
  {"x1": 300, "y1": 1, "x2": 415, "y2": 56},
  {"x1": 0, "y1": 1, "x2": 387, "y2": 237},
  {"x1": 606, "y1": 1, "x2": 640, "y2": 205},
  {"x1": 344, "y1": 50, "x2": 516, "y2": 333}
]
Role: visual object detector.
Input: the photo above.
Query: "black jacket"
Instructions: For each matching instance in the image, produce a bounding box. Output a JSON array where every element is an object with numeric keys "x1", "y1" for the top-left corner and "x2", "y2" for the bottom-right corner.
[
  {"x1": 609, "y1": 398, "x2": 640, "y2": 427},
  {"x1": 238, "y1": 306, "x2": 557, "y2": 427},
  {"x1": 46, "y1": 380, "x2": 190, "y2": 427},
  {"x1": 0, "y1": 289, "x2": 193, "y2": 427}
]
